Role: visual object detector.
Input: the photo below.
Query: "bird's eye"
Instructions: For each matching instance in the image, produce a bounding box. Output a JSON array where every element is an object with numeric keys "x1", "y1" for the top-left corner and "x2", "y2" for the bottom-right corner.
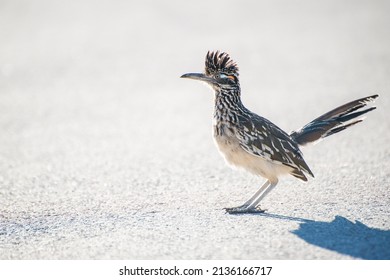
[{"x1": 215, "y1": 74, "x2": 220, "y2": 79}]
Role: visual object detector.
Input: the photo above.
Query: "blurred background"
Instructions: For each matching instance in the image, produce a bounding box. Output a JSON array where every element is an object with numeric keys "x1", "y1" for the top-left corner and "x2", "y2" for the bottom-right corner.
[{"x1": 0, "y1": 0, "x2": 389, "y2": 259}]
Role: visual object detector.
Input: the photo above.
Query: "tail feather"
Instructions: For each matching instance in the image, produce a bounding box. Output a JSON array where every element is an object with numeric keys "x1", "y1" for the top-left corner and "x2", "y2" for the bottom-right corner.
[{"x1": 290, "y1": 95, "x2": 378, "y2": 146}]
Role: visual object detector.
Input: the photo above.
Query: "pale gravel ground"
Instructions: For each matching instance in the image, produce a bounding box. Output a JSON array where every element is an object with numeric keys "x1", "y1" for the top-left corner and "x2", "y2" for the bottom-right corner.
[{"x1": 0, "y1": 0, "x2": 389, "y2": 259}]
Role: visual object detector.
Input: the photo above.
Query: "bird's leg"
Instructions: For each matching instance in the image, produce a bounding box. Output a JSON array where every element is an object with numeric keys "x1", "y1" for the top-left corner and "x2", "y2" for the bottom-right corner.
[
  {"x1": 248, "y1": 180, "x2": 278, "y2": 211},
  {"x1": 225, "y1": 180, "x2": 270, "y2": 214}
]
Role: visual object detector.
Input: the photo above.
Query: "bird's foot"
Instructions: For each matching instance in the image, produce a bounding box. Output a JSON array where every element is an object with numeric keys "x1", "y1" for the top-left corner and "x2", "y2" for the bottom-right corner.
[{"x1": 224, "y1": 205, "x2": 266, "y2": 214}]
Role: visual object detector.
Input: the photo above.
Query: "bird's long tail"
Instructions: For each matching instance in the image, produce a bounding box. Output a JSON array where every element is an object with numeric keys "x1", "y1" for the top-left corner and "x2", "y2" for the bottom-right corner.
[{"x1": 290, "y1": 94, "x2": 378, "y2": 146}]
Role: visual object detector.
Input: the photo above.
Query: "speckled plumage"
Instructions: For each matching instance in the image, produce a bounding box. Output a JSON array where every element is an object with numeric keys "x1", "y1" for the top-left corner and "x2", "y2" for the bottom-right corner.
[
  {"x1": 207, "y1": 51, "x2": 313, "y2": 182},
  {"x1": 181, "y1": 51, "x2": 378, "y2": 213}
]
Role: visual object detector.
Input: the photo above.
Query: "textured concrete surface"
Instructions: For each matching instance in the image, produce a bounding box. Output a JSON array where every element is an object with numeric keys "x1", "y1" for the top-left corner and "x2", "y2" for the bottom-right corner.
[{"x1": 0, "y1": 0, "x2": 389, "y2": 259}]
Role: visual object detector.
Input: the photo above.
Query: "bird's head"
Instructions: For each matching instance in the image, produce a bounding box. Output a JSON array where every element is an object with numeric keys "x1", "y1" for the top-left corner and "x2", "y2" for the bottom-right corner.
[{"x1": 181, "y1": 51, "x2": 240, "y2": 91}]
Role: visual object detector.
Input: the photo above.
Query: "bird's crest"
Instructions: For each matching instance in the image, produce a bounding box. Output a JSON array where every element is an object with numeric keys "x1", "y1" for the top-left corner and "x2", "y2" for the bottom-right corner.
[{"x1": 205, "y1": 51, "x2": 239, "y2": 77}]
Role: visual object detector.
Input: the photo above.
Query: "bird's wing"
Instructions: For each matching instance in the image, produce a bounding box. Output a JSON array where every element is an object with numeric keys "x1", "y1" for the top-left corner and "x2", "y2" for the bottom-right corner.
[{"x1": 236, "y1": 113, "x2": 314, "y2": 180}]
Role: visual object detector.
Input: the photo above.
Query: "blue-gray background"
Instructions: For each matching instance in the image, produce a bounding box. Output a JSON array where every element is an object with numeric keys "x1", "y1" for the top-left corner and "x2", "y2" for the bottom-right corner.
[{"x1": 0, "y1": 0, "x2": 389, "y2": 259}]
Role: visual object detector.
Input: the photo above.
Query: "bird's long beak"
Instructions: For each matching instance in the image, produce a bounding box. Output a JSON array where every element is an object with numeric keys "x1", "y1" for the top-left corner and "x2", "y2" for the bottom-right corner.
[{"x1": 180, "y1": 73, "x2": 216, "y2": 84}]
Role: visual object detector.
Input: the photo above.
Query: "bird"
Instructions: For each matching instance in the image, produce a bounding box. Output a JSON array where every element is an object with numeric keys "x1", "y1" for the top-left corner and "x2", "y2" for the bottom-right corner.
[{"x1": 181, "y1": 51, "x2": 378, "y2": 214}]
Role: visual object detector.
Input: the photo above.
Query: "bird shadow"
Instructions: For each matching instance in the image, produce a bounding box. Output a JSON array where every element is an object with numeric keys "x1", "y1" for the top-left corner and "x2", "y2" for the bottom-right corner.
[{"x1": 256, "y1": 213, "x2": 390, "y2": 259}]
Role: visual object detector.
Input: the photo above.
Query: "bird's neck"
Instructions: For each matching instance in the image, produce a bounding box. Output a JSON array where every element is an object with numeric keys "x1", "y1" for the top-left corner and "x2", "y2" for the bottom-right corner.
[{"x1": 214, "y1": 88, "x2": 243, "y2": 123}]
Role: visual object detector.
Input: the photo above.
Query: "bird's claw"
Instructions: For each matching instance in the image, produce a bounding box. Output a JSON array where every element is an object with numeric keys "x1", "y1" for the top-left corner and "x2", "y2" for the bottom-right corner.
[{"x1": 224, "y1": 206, "x2": 266, "y2": 214}]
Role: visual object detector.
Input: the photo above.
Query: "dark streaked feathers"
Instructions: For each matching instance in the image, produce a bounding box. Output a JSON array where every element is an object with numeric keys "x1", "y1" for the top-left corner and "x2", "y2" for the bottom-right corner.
[
  {"x1": 291, "y1": 95, "x2": 378, "y2": 146},
  {"x1": 205, "y1": 51, "x2": 239, "y2": 76},
  {"x1": 237, "y1": 113, "x2": 314, "y2": 181}
]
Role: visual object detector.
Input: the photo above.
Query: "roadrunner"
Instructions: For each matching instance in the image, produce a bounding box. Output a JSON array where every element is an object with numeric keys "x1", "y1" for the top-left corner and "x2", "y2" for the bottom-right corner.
[{"x1": 181, "y1": 51, "x2": 378, "y2": 214}]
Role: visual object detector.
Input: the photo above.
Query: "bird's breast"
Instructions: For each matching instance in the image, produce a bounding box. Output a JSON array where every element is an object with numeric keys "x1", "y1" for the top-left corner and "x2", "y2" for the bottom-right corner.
[{"x1": 213, "y1": 122, "x2": 292, "y2": 182}]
